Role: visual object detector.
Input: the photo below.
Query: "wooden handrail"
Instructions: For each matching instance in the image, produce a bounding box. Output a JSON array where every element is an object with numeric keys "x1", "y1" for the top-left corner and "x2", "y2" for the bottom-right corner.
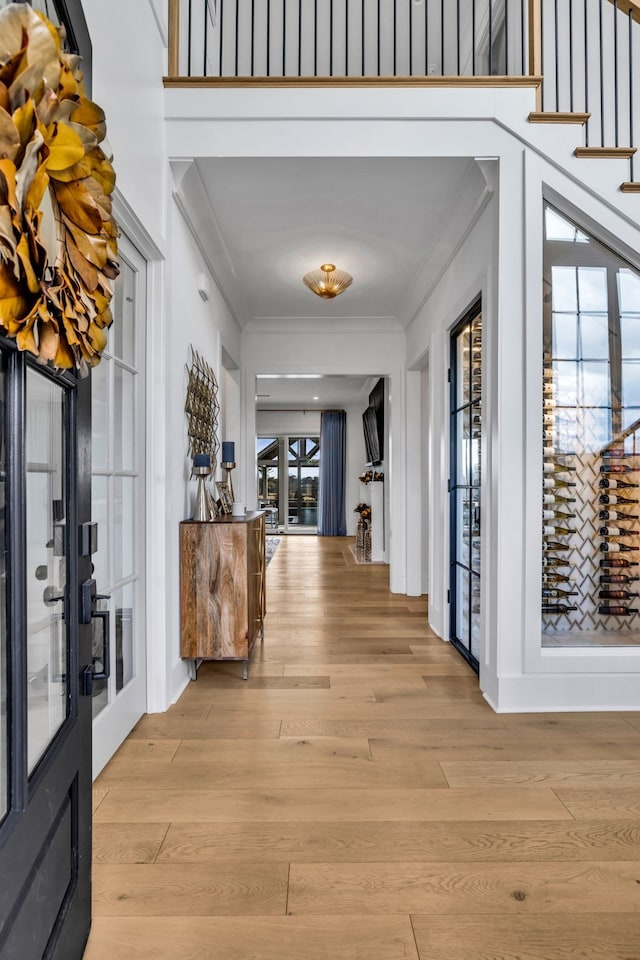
[
  {"x1": 611, "y1": 0, "x2": 640, "y2": 25},
  {"x1": 164, "y1": 75, "x2": 543, "y2": 89},
  {"x1": 168, "y1": 0, "x2": 180, "y2": 77},
  {"x1": 528, "y1": 0, "x2": 542, "y2": 110}
]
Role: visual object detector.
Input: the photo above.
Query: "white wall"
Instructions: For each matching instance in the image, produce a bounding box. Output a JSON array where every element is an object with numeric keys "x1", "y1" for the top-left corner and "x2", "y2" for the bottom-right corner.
[
  {"x1": 164, "y1": 195, "x2": 242, "y2": 703},
  {"x1": 257, "y1": 411, "x2": 322, "y2": 436},
  {"x1": 221, "y1": 365, "x2": 241, "y2": 477},
  {"x1": 421, "y1": 363, "x2": 429, "y2": 595},
  {"x1": 346, "y1": 404, "x2": 368, "y2": 537},
  {"x1": 406, "y1": 173, "x2": 498, "y2": 695},
  {"x1": 82, "y1": 0, "x2": 168, "y2": 250}
]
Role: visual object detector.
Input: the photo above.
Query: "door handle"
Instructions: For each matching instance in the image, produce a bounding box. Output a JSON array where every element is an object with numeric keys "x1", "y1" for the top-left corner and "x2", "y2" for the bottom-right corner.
[
  {"x1": 80, "y1": 578, "x2": 111, "y2": 681},
  {"x1": 92, "y1": 607, "x2": 111, "y2": 681}
]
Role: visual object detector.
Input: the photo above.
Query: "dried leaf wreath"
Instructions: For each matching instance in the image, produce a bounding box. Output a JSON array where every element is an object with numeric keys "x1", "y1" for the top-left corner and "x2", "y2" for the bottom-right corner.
[{"x1": 0, "y1": 2, "x2": 118, "y2": 371}]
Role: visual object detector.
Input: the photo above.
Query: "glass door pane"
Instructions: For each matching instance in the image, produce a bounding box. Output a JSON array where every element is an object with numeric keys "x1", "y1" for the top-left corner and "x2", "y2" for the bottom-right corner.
[
  {"x1": 450, "y1": 304, "x2": 482, "y2": 672},
  {"x1": 25, "y1": 370, "x2": 68, "y2": 773},
  {"x1": 257, "y1": 438, "x2": 279, "y2": 529},
  {"x1": 287, "y1": 436, "x2": 320, "y2": 531}
]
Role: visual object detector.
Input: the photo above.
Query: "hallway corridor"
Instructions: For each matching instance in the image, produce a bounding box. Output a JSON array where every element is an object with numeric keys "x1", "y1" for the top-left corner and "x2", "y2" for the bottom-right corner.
[{"x1": 85, "y1": 536, "x2": 640, "y2": 959}]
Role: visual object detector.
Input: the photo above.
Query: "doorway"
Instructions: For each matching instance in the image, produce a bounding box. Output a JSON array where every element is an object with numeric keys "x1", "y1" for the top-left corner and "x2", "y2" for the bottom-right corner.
[{"x1": 449, "y1": 299, "x2": 482, "y2": 671}]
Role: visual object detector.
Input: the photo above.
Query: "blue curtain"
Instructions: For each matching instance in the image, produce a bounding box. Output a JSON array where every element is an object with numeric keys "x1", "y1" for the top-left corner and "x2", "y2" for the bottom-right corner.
[{"x1": 318, "y1": 410, "x2": 347, "y2": 536}]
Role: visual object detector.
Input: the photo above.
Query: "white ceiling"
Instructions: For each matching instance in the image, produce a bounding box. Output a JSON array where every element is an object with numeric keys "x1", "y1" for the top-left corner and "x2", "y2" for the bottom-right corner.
[
  {"x1": 255, "y1": 374, "x2": 376, "y2": 411},
  {"x1": 194, "y1": 156, "x2": 477, "y2": 328}
]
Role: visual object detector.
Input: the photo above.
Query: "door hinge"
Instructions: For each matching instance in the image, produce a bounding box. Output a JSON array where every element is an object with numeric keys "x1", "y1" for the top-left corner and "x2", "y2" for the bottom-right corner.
[
  {"x1": 447, "y1": 589, "x2": 451, "y2": 604},
  {"x1": 447, "y1": 478, "x2": 452, "y2": 493},
  {"x1": 447, "y1": 368, "x2": 451, "y2": 383}
]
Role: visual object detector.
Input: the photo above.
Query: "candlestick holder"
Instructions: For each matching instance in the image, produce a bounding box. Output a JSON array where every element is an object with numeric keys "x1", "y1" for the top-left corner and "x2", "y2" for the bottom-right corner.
[
  {"x1": 192, "y1": 454, "x2": 216, "y2": 521},
  {"x1": 221, "y1": 461, "x2": 236, "y2": 501}
]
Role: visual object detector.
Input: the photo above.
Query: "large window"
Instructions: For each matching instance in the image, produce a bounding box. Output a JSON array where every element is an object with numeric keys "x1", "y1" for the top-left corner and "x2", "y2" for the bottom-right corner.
[{"x1": 542, "y1": 205, "x2": 640, "y2": 646}]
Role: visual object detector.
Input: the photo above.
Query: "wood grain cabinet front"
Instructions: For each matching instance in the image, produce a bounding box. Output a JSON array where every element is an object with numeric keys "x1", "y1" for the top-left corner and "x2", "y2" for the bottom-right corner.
[{"x1": 180, "y1": 512, "x2": 266, "y2": 679}]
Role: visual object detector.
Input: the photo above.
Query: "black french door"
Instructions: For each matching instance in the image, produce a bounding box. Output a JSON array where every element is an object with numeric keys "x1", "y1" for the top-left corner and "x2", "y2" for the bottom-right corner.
[
  {"x1": 450, "y1": 300, "x2": 482, "y2": 672},
  {"x1": 0, "y1": 341, "x2": 94, "y2": 959}
]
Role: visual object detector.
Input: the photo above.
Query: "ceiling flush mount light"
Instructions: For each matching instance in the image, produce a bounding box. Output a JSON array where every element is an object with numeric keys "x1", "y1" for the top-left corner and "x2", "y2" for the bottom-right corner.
[{"x1": 303, "y1": 263, "x2": 353, "y2": 299}]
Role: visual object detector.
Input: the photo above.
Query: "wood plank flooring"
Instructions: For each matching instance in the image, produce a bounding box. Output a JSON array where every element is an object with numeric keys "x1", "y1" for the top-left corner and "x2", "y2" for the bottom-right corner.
[{"x1": 84, "y1": 536, "x2": 640, "y2": 960}]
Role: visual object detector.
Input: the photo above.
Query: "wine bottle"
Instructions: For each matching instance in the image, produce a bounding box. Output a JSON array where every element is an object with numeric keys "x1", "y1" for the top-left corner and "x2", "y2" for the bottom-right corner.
[
  {"x1": 599, "y1": 574, "x2": 640, "y2": 584},
  {"x1": 543, "y1": 524, "x2": 573, "y2": 536},
  {"x1": 543, "y1": 541, "x2": 571, "y2": 552},
  {"x1": 544, "y1": 493, "x2": 576, "y2": 505},
  {"x1": 543, "y1": 510, "x2": 576, "y2": 520},
  {"x1": 543, "y1": 462, "x2": 577, "y2": 474},
  {"x1": 542, "y1": 573, "x2": 573, "y2": 583},
  {"x1": 543, "y1": 397, "x2": 555, "y2": 409},
  {"x1": 602, "y1": 448, "x2": 628, "y2": 458},
  {"x1": 542, "y1": 604, "x2": 578, "y2": 614},
  {"x1": 599, "y1": 590, "x2": 640, "y2": 599},
  {"x1": 598, "y1": 605, "x2": 639, "y2": 616},
  {"x1": 600, "y1": 557, "x2": 639, "y2": 568},
  {"x1": 599, "y1": 494, "x2": 639, "y2": 505},
  {"x1": 544, "y1": 478, "x2": 577, "y2": 490},
  {"x1": 543, "y1": 448, "x2": 577, "y2": 458},
  {"x1": 542, "y1": 587, "x2": 579, "y2": 598},
  {"x1": 599, "y1": 510, "x2": 639, "y2": 521},
  {"x1": 600, "y1": 464, "x2": 637, "y2": 474},
  {"x1": 542, "y1": 556, "x2": 570, "y2": 567},
  {"x1": 599, "y1": 542, "x2": 638, "y2": 552},
  {"x1": 598, "y1": 478, "x2": 639, "y2": 489},
  {"x1": 599, "y1": 526, "x2": 636, "y2": 537}
]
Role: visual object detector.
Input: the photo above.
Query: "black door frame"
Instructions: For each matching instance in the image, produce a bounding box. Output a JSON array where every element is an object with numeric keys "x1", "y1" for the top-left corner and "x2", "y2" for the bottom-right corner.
[
  {"x1": 449, "y1": 297, "x2": 482, "y2": 673},
  {"x1": 0, "y1": 341, "x2": 93, "y2": 958}
]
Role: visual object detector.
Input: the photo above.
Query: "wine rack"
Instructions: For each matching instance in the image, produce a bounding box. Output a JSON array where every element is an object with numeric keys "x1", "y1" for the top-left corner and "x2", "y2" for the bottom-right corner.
[
  {"x1": 596, "y1": 442, "x2": 640, "y2": 617},
  {"x1": 541, "y1": 353, "x2": 640, "y2": 635},
  {"x1": 541, "y1": 361, "x2": 578, "y2": 619}
]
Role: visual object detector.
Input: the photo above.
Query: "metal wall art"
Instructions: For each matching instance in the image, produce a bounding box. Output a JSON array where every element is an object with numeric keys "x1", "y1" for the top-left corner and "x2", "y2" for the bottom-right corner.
[{"x1": 185, "y1": 345, "x2": 220, "y2": 471}]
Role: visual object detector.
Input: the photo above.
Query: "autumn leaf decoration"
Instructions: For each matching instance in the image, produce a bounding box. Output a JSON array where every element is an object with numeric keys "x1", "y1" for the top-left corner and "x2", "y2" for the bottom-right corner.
[{"x1": 0, "y1": 2, "x2": 118, "y2": 371}]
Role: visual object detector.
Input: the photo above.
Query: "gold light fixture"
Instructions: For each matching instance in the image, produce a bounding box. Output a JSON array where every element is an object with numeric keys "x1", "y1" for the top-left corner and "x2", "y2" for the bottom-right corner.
[{"x1": 303, "y1": 263, "x2": 353, "y2": 299}]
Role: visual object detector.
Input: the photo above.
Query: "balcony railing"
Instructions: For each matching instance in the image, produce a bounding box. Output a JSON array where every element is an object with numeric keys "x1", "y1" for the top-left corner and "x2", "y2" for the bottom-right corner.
[
  {"x1": 169, "y1": 0, "x2": 530, "y2": 79},
  {"x1": 167, "y1": 0, "x2": 639, "y2": 185}
]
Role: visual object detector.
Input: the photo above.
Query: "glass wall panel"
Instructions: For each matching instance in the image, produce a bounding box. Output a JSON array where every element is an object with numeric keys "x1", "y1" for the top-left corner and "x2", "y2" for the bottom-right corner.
[
  {"x1": 542, "y1": 205, "x2": 640, "y2": 646},
  {"x1": 25, "y1": 370, "x2": 68, "y2": 773}
]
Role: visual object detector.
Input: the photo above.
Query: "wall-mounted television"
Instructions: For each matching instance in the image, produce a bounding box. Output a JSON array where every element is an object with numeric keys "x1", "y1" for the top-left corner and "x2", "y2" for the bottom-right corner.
[
  {"x1": 363, "y1": 406, "x2": 381, "y2": 465},
  {"x1": 362, "y1": 378, "x2": 384, "y2": 465}
]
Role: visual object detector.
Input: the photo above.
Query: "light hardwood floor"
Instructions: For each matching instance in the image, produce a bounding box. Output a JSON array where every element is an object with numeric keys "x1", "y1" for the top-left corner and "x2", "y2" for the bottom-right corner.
[{"x1": 85, "y1": 536, "x2": 640, "y2": 960}]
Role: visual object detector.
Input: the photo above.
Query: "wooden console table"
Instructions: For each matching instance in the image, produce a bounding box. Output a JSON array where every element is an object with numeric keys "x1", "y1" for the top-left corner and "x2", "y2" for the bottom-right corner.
[{"x1": 179, "y1": 511, "x2": 266, "y2": 680}]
